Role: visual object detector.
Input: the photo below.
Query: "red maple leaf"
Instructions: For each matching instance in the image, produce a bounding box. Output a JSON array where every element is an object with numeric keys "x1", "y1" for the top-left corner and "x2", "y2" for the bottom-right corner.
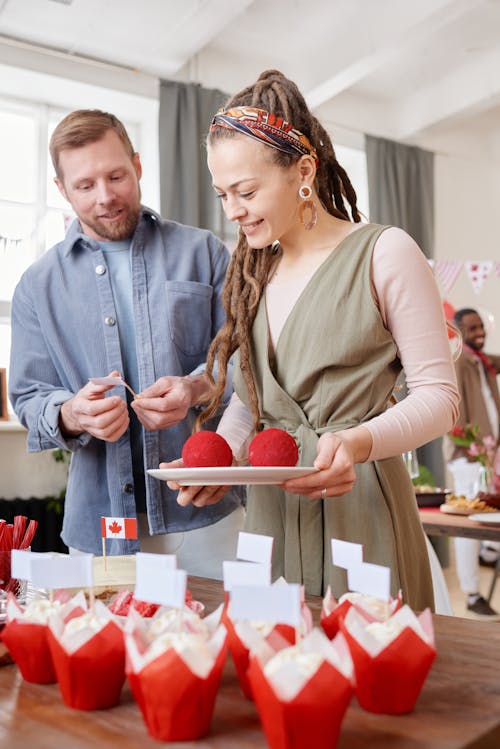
[{"x1": 108, "y1": 520, "x2": 122, "y2": 535}]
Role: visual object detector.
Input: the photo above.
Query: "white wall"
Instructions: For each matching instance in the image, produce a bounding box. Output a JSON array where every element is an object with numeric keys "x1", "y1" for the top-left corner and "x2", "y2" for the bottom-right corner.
[
  {"x1": 434, "y1": 152, "x2": 500, "y2": 353},
  {"x1": 0, "y1": 424, "x2": 68, "y2": 499}
]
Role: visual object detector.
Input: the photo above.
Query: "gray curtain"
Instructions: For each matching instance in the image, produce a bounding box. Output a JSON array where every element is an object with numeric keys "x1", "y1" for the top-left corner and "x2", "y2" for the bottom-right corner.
[
  {"x1": 365, "y1": 135, "x2": 445, "y2": 491},
  {"x1": 159, "y1": 80, "x2": 230, "y2": 237},
  {"x1": 365, "y1": 135, "x2": 434, "y2": 258}
]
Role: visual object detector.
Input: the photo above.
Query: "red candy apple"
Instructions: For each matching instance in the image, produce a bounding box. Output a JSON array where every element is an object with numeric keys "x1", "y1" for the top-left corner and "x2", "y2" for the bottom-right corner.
[
  {"x1": 182, "y1": 431, "x2": 233, "y2": 467},
  {"x1": 248, "y1": 428, "x2": 299, "y2": 467}
]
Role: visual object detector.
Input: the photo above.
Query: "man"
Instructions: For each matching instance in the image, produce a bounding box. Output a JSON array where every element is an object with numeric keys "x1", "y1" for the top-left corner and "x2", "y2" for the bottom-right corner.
[
  {"x1": 9, "y1": 110, "x2": 244, "y2": 576},
  {"x1": 448, "y1": 307, "x2": 500, "y2": 617}
]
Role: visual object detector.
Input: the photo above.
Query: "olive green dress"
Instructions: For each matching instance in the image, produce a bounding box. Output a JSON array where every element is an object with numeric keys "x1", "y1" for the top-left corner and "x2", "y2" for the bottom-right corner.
[{"x1": 233, "y1": 224, "x2": 434, "y2": 610}]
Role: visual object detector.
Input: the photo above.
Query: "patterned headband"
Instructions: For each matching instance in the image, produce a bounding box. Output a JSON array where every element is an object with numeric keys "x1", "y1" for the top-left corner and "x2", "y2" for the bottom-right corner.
[{"x1": 210, "y1": 106, "x2": 318, "y2": 165}]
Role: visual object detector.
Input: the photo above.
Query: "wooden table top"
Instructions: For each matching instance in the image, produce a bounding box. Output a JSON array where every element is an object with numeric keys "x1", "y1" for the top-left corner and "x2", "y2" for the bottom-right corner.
[
  {"x1": 420, "y1": 507, "x2": 500, "y2": 541},
  {"x1": 1, "y1": 575, "x2": 500, "y2": 749}
]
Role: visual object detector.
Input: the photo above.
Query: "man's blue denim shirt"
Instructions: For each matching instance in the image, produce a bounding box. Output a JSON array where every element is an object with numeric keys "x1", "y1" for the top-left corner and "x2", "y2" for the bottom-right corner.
[{"x1": 9, "y1": 207, "x2": 243, "y2": 554}]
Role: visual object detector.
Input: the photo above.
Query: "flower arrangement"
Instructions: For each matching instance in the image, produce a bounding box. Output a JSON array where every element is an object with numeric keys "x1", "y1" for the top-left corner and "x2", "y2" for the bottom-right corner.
[{"x1": 449, "y1": 424, "x2": 496, "y2": 468}]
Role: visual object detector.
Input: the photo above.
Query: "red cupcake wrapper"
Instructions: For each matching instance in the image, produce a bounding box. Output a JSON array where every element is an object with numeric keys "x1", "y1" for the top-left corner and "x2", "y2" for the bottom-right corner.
[
  {"x1": 127, "y1": 642, "x2": 227, "y2": 741},
  {"x1": 248, "y1": 655, "x2": 353, "y2": 749},
  {"x1": 48, "y1": 620, "x2": 125, "y2": 710},
  {"x1": 320, "y1": 599, "x2": 353, "y2": 640},
  {"x1": 1, "y1": 620, "x2": 56, "y2": 683},
  {"x1": 341, "y1": 613, "x2": 436, "y2": 714},
  {"x1": 224, "y1": 616, "x2": 294, "y2": 700}
]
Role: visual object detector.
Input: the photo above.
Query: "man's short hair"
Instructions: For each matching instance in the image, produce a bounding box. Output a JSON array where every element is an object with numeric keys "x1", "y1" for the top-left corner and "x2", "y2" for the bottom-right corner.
[
  {"x1": 49, "y1": 110, "x2": 135, "y2": 180},
  {"x1": 453, "y1": 307, "x2": 479, "y2": 327}
]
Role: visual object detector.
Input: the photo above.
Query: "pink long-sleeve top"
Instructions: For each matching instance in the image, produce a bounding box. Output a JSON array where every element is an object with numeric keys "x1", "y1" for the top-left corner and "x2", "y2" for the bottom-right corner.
[{"x1": 217, "y1": 226, "x2": 460, "y2": 462}]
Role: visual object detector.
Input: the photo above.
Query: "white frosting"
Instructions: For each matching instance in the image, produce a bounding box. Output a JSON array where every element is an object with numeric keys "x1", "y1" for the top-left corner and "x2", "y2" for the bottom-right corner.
[
  {"x1": 146, "y1": 631, "x2": 212, "y2": 664},
  {"x1": 149, "y1": 608, "x2": 209, "y2": 639},
  {"x1": 338, "y1": 592, "x2": 389, "y2": 619},
  {"x1": 264, "y1": 645, "x2": 323, "y2": 679},
  {"x1": 22, "y1": 598, "x2": 64, "y2": 624},
  {"x1": 64, "y1": 612, "x2": 107, "y2": 635},
  {"x1": 60, "y1": 611, "x2": 109, "y2": 650},
  {"x1": 365, "y1": 619, "x2": 404, "y2": 647}
]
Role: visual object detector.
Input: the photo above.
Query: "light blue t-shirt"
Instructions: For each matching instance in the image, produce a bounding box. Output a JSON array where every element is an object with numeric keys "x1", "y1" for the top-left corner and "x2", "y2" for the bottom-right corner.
[{"x1": 99, "y1": 240, "x2": 145, "y2": 511}]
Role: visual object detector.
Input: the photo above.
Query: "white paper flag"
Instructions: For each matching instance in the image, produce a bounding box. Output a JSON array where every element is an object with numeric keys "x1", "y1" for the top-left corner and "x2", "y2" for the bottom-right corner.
[
  {"x1": 11, "y1": 550, "x2": 53, "y2": 581},
  {"x1": 331, "y1": 538, "x2": 363, "y2": 569},
  {"x1": 237, "y1": 531, "x2": 274, "y2": 567},
  {"x1": 223, "y1": 560, "x2": 271, "y2": 591},
  {"x1": 30, "y1": 554, "x2": 94, "y2": 590},
  {"x1": 347, "y1": 561, "x2": 391, "y2": 601},
  {"x1": 230, "y1": 583, "x2": 301, "y2": 625},
  {"x1": 135, "y1": 555, "x2": 186, "y2": 608},
  {"x1": 135, "y1": 552, "x2": 177, "y2": 570}
]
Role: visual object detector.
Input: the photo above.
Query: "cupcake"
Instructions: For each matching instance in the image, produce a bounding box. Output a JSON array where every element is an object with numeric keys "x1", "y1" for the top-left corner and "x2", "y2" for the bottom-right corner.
[
  {"x1": 1, "y1": 590, "x2": 84, "y2": 684},
  {"x1": 340, "y1": 604, "x2": 436, "y2": 714},
  {"x1": 248, "y1": 628, "x2": 354, "y2": 749},
  {"x1": 224, "y1": 582, "x2": 313, "y2": 700},
  {"x1": 125, "y1": 605, "x2": 227, "y2": 741},
  {"x1": 47, "y1": 598, "x2": 126, "y2": 710}
]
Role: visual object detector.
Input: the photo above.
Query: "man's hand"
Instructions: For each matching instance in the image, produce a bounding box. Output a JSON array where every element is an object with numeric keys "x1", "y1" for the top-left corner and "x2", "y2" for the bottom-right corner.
[
  {"x1": 60, "y1": 370, "x2": 129, "y2": 442},
  {"x1": 131, "y1": 374, "x2": 210, "y2": 431},
  {"x1": 161, "y1": 458, "x2": 230, "y2": 507}
]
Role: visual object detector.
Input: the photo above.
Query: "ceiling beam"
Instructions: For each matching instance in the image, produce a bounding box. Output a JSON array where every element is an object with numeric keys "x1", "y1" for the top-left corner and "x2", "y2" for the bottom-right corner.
[
  {"x1": 396, "y1": 45, "x2": 500, "y2": 139},
  {"x1": 305, "y1": 0, "x2": 486, "y2": 110}
]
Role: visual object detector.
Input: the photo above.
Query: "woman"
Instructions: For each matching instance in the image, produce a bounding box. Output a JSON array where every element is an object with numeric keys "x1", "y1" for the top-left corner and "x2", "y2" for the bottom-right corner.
[{"x1": 166, "y1": 70, "x2": 459, "y2": 608}]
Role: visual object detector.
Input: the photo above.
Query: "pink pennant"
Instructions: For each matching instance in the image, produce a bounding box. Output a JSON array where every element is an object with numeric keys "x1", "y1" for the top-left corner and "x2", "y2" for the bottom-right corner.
[
  {"x1": 434, "y1": 260, "x2": 462, "y2": 294},
  {"x1": 464, "y1": 261, "x2": 493, "y2": 294}
]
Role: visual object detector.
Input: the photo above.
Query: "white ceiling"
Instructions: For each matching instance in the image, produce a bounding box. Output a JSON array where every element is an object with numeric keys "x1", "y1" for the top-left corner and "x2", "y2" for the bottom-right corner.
[{"x1": 1, "y1": 0, "x2": 500, "y2": 158}]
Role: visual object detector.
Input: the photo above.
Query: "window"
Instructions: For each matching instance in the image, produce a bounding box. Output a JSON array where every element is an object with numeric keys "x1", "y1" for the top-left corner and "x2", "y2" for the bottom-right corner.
[
  {"x1": 0, "y1": 68, "x2": 158, "y2": 411},
  {"x1": 335, "y1": 144, "x2": 369, "y2": 221}
]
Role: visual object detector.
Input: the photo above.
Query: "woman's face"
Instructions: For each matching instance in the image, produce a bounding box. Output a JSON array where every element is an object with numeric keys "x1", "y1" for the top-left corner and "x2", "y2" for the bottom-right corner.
[{"x1": 207, "y1": 135, "x2": 302, "y2": 249}]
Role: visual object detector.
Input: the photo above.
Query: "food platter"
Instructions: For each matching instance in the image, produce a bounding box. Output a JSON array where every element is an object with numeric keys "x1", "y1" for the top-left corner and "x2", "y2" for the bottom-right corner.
[
  {"x1": 148, "y1": 466, "x2": 318, "y2": 486},
  {"x1": 469, "y1": 512, "x2": 500, "y2": 526}
]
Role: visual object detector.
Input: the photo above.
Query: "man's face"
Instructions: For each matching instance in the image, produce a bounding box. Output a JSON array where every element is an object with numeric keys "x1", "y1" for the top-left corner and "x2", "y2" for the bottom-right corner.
[
  {"x1": 459, "y1": 312, "x2": 486, "y2": 351},
  {"x1": 55, "y1": 129, "x2": 142, "y2": 242}
]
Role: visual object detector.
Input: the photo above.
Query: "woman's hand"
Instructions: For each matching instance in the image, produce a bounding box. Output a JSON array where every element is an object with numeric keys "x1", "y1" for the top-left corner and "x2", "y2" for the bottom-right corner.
[
  {"x1": 281, "y1": 427, "x2": 372, "y2": 499},
  {"x1": 160, "y1": 458, "x2": 230, "y2": 508}
]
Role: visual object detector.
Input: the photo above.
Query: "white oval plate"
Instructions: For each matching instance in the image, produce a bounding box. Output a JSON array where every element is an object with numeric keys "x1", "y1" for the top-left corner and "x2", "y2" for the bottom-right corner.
[
  {"x1": 469, "y1": 512, "x2": 500, "y2": 525},
  {"x1": 147, "y1": 466, "x2": 317, "y2": 486}
]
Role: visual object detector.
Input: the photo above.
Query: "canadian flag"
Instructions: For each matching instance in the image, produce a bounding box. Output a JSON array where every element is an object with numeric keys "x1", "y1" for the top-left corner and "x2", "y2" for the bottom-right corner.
[{"x1": 101, "y1": 516, "x2": 138, "y2": 539}]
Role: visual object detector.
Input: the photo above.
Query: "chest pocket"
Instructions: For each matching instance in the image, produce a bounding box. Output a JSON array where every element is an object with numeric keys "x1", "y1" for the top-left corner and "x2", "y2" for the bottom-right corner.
[{"x1": 165, "y1": 281, "x2": 213, "y2": 356}]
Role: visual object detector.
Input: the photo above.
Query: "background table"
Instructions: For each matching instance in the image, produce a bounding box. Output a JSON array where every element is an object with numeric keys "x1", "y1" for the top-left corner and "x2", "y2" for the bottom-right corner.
[
  {"x1": 420, "y1": 508, "x2": 500, "y2": 602},
  {"x1": 420, "y1": 508, "x2": 500, "y2": 542},
  {"x1": 1, "y1": 575, "x2": 500, "y2": 748}
]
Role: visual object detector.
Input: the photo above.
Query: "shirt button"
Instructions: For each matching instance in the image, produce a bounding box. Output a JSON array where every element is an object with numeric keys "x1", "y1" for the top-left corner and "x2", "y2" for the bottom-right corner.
[
  {"x1": 95, "y1": 264, "x2": 106, "y2": 275},
  {"x1": 104, "y1": 316, "x2": 116, "y2": 326},
  {"x1": 123, "y1": 483, "x2": 134, "y2": 494}
]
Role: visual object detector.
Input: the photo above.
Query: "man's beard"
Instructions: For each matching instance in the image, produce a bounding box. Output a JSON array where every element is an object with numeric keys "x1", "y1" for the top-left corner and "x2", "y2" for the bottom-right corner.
[{"x1": 86, "y1": 203, "x2": 141, "y2": 241}]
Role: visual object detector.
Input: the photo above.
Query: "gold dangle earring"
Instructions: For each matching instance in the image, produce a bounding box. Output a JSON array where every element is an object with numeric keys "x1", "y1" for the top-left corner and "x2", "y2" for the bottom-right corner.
[{"x1": 298, "y1": 185, "x2": 318, "y2": 230}]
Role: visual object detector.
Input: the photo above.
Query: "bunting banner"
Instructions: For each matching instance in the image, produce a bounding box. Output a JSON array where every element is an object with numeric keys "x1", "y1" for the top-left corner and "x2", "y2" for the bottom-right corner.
[
  {"x1": 434, "y1": 260, "x2": 463, "y2": 294},
  {"x1": 464, "y1": 261, "x2": 493, "y2": 295}
]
